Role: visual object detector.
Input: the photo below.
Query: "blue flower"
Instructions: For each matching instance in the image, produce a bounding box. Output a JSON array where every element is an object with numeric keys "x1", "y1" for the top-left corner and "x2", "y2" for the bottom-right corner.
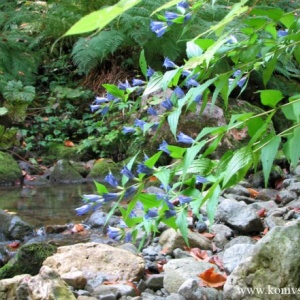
[
  {"x1": 177, "y1": 1, "x2": 189, "y2": 14},
  {"x1": 90, "y1": 105, "x2": 101, "y2": 112},
  {"x1": 185, "y1": 77, "x2": 199, "y2": 88},
  {"x1": 194, "y1": 94, "x2": 202, "y2": 104},
  {"x1": 277, "y1": 29, "x2": 288, "y2": 37},
  {"x1": 164, "y1": 209, "x2": 176, "y2": 218},
  {"x1": 161, "y1": 98, "x2": 173, "y2": 110},
  {"x1": 105, "y1": 173, "x2": 119, "y2": 188},
  {"x1": 106, "y1": 93, "x2": 117, "y2": 101},
  {"x1": 237, "y1": 76, "x2": 247, "y2": 88},
  {"x1": 177, "y1": 132, "x2": 195, "y2": 144},
  {"x1": 226, "y1": 35, "x2": 238, "y2": 44},
  {"x1": 178, "y1": 195, "x2": 192, "y2": 204},
  {"x1": 147, "y1": 107, "x2": 157, "y2": 116},
  {"x1": 132, "y1": 78, "x2": 145, "y2": 86},
  {"x1": 165, "y1": 11, "x2": 180, "y2": 24},
  {"x1": 123, "y1": 127, "x2": 136, "y2": 134},
  {"x1": 100, "y1": 106, "x2": 109, "y2": 116},
  {"x1": 120, "y1": 166, "x2": 135, "y2": 180},
  {"x1": 163, "y1": 57, "x2": 178, "y2": 69},
  {"x1": 184, "y1": 12, "x2": 192, "y2": 22},
  {"x1": 103, "y1": 192, "x2": 120, "y2": 202},
  {"x1": 182, "y1": 70, "x2": 191, "y2": 77},
  {"x1": 118, "y1": 80, "x2": 131, "y2": 90},
  {"x1": 94, "y1": 96, "x2": 108, "y2": 104},
  {"x1": 174, "y1": 86, "x2": 185, "y2": 99},
  {"x1": 147, "y1": 67, "x2": 155, "y2": 78},
  {"x1": 150, "y1": 21, "x2": 168, "y2": 37},
  {"x1": 125, "y1": 232, "x2": 132, "y2": 243},
  {"x1": 233, "y1": 70, "x2": 242, "y2": 77},
  {"x1": 150, "y1": 122, "x2": 159, "y2": 131},
  {"x1": 107, "y1": 226, "x2": 122, "y2": 240},
  {"x1": 82, "y1": 194, "x2": 102, "y2": 202},
  {"x1": 134, "y1": 119, "x2": 147, "y2": 130},
  {"x1": 75, "y1": 203, "x2": 92, "y2": 216},
  {"x1": 196, "y1": 175, "x2": 209, "y2": 184},
  {"x1": 137, "y1": 163, "x2": 153, "y2": 175},
  {"x1": 124, "y1": 186, "x2": 137, "y2": 198},
  {"x1": 158, "y1": 140, "x2": 170, "y2": 155},
  {"x1": 145, "y1": 208, "x2": 158, "y2": 219}
]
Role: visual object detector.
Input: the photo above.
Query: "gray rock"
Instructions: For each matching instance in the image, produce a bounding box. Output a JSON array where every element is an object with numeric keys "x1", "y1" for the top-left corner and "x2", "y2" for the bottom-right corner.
[
  {"x1": 178, "y1": 278, "x2": 223, "y2": 300},
  {"x1": 264, "y1": 215, "x2": 286, "y2": 229},
  {"x1": 248, "y1": 200, "x2": 278, "y2": 214},
  {"x1": 165, "y1": 293, "x2": 186, "y2": 300},
  {"x1": 211, "y1": 224, "x2": 234, "y2": 249},
  {"x1": 145, "y1": 274, "x2": 164, "y2": 290},
  {"x1": 50, "y1": 159, "x2": 85, "y2": 184},
  {"x1": 163, "y1": 258, "x2": 218, "y2": 293},
  {"x1": 61, "y1": 270, "x2": 87, "y2": 289},
  {"x1": 225, "y1": 185, "x2": 251, "y2": 197},
  {"x1": 256, "y1": 189, "x2": 279, "y2": 201},
  {"x1": 159, "y1": 228, "x2": 212, "y2": 255},
  {"x1": 278, "y1": 190, "x2": 298, "y2": 205},
  {"x1": 223, "y1": 244, "x2": 256, "y2": 273},
  {"x1": 86, "y1": 211, "x2": 108, "y2": 228},
  {"x1": 224, "y1": 236, "x2": 256, "y2": 250},
  {"x1": 215, "y1": 199, "x2": 264, "y2": 234},
  {"x1": 224, "y1": 222, "x2": 300, "y2": 300},
  {"x1": 286, "y1": 182, "x2": 300, "y2": 195}
]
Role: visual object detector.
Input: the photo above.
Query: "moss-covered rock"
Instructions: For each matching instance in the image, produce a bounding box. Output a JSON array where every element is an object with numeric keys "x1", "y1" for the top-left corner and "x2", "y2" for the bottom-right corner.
[
  {"x1": 0, "y1": 151, "x2": 22, "y2": 185},
  {"x1": 0, "y1": 242, "x2": 57, "y2": 279},
  {"x1": 86, "y1": 158, "x2": 119, "y2": 183},
  {"x1": 50, "y1": 159, "x2": 85, "y2": 184}
]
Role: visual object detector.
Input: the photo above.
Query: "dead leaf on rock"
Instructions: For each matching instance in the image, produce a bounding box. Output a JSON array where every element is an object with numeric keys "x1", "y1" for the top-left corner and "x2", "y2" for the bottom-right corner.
[
  {"x1": 256, "y1": 208, "x2": 266, "y2": 218},
  {"x1": 64, "y1": 140, "x2": 75, "y2": 147},
  {"x1": 198, "y1": 267, "x2": 227, "y2": 288},
  {"x1": 201, "y1": 232, "x2": 215, "y2": 239},
  {"x1": 71, "y1": 224, "x2": 85, "y2": 233},
  {"x1": 247, "y1": 188, "x2": 259, "y2": 198}
]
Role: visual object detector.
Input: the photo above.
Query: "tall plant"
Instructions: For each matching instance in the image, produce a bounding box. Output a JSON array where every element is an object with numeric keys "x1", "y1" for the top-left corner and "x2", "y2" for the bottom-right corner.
[{"x1": 70, "y1": 0, "x2": 300, "y2": 245}]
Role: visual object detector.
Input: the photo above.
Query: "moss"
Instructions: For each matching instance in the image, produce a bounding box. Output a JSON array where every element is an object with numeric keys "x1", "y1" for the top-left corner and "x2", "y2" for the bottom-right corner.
[
  {"x1": 87, "y1": 158, "x2": 119, "y2": 181},
  {"x1": 45, "y1": 142, "x2": 83, "y2": 163},
  {"x1": 0, "y1": 242, "x2": 57, "y2": 279},
  {"x1": 0, "y1": 151, "x2": 22, "y2": 185}
]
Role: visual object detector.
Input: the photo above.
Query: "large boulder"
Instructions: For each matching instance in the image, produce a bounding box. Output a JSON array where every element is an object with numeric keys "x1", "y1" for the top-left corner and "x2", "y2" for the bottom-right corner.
[
  {"x1": 0, "y1": 242, "x2": 57, "y2": 280},
  {"x1": 224, "y1": 222, "x2": 300, "y2": 299},
  {"x1": 0, "y1": 151, "x2": 22, "y2": 186},
  {"x1": 43, "y1": 242, "x2": 145, "y2": 284}
]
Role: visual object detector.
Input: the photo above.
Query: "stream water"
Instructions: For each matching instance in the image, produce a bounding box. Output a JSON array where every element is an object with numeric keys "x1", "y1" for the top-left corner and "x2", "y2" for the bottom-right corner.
[{"x1": 0, "y1": 183, "x2": 98, "y2": 228}]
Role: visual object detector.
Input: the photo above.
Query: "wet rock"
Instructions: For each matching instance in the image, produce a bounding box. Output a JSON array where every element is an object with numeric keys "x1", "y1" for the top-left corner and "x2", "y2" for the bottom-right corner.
[
  {"x1": 223, "y1": 244, "x2": 256, "y2": 273},
  {"x1": 0, "y1": 151, "x2": 22, "y2": 186},
  {"x1": 50, "y1": 159, "x2": 85, "y2": 184},
  {"x1": 45, "y1": 224, "x2": 69, "y2": 234},
  {"x1": 215, "y1": 199, "x2": 264, "y2": 234},
  {"x1": 178, "y1": 278, "x2": 223, "y2": 300},
  {"x1": 159, "y1": 228, "x2": 212, "y2": 255},
  {"x1": 163, "y1": 258, "x2": 218, "y2": 293},
  {"x1": 0, "y1": 242, "x2": 57, "y2": 280},
  {"x1": 224, "y1": 222, "x2": 300, "y2": 300},
  {"x1": 43, "y1": 242, "x2": 145, "y2": 283},
  {"x1": 16, "y1": 266, "x2": 76, "y2": 299},
  {"x1": 86, "y1": 211, "x2": 108, "y2": 228},
  {"x1": 211, "y1": 224, "x2": 234, "y2": 249},
  {"x1": 0, "y1": 247, "x2": 10, "y2": 268},
  {"x1": 0, "y1": 210, "x2": 34, "y2": 241}
]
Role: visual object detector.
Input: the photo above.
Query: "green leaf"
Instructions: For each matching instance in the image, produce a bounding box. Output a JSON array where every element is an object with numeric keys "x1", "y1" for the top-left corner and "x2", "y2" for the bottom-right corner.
[
  {"x1": 206, "y1": 184, "x2": 221, "y2": 225},
  {"x1": 168, "y1": 108, "x2": 182, "y2": 138},
  {"x1": 280, "y1": 13, "x2": 295, "y2": 29},
  {"x1": 139, "y1": 193, "x2": 159, "y2": 209},
  {"x1": 284, "y1": 127, "x2": 300, "y2": 168},
  {"x1": 247, "y1": 117, "x2": 265, "y2": 137},
  {"x1": 294, "y1": 45, "x2": 300, "y2": 64},
  {"x1": 154, "y1": 169, "x2": 171, "y2": 191},
  {"x1": 261, "y1": 135, "x2": 281, "y2": 188},
  {"x1": 259, "y1": 90, "x2": 283, "y2": 108},
  {"x1": 194, "y1": 39, "x2": 215, "y2": 50},
  {"x1": 176, "y1": 208, "x2": 189, "y2": 246},
  {"x1": 250, "y1": 7, "x2": 283, "y2": 21},
  {"x1": 168, "y1": 145, "x2": 186, "y2": 159},
  {"x1": 151, "y1": 0, "x2": 181, "y2": 16},
  {"x1": 222, "y1": 147, "x2": 252, "y2": 188},
  {"x1": 121, "y1": 152, "x2": 139, "y2": 186},
  {"x1": 0, "y1": 107, "x2": 8, "y2": 116},
  {"x1": 213, "y1": 74, "x2": 229, "y2": 108},
  {"x1": 186, "y1": 41, "x2": 203, "y2": 58},
  {"x1": 64, "y1": 0, "x2": 141, "y2": 36},
  {"x1": 102, "y1": 84, "x2": 125, "y2": 98},
  {"x1": 139, "y1": 49, "x2": 147, "y2": 78},
  {"x1": 143, "y1": 73, "x2": 163, "y2": 96},
  {"x1": 145, "y1": 151, "x2": 162, "y2": 168},
  {"x1": 162, "y1": 68, "x2": 182, "y2": 90},
  {"x1": 94, "y1": 181, "x2": 108, "y2": 194},
  {"x1": 181, "y1": 141, "x2": 206, "y2": 180},
  {"x1": 262, "y1": 57, "x2": 277, "y2": 86}
]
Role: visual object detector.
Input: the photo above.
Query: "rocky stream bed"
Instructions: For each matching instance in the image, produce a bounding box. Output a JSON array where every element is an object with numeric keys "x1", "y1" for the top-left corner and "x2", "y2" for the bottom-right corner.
[{"x1": 1, "y1": 152, "x2": 300, "y2": 300}]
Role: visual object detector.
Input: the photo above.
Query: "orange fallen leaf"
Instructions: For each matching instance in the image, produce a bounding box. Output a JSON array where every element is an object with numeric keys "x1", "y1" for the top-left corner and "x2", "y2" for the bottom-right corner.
[
  {"x1": 208, "y1": 256, "x2": 225, "y2": 271},
  {"x1": 8, "y1": 241, "x2": 20, "y2": 249},
  {"x1": 71, "y1": 224, "x2": 85, "y2": 233},
  {"x1": 187, "y1": 248, "x2": 209, "y2": 261},
  {"x1": 247, "y1": 188, "x2": 259, "y2": 198},
  {"x1": 201, "y1": 232, "x2": 215, "y2": 239},
  {"x1": 148, "y1": 176, "x2": 158, "y2": 182},
  {"x1": 64, "y1": 140, "x2": 75, "y2": 147},
  {"x1": 198, "y1": 267, "x2": 227, "y2": 288},
  {"x1": 256, "y1": 208, "x2": 266, "y2": 218}
]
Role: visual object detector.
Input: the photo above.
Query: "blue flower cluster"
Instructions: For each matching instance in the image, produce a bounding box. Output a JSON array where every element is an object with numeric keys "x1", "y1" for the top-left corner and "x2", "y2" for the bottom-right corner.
[{"x1": 150, "y1": 1, "x2": 192, "y2": 38}]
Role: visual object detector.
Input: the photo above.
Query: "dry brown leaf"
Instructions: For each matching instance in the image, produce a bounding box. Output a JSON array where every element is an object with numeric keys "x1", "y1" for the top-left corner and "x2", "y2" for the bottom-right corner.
[
  {"x1": 247, "y1": 188, "x2": 259, "y2": 198},
  {"x1": 256, "y1": 208, "x2": 266, "y2": 218},
  {"x1": 71, "y1": 224, "x2": 85, "y2": 233},
  {"x1": 201, "y1": 232, "x2": 215, "y2": 239},
  {"x1": 198, "y1": 267, "x2": 227, "y2": 288},
  {"x1": 208, "y1": 256, "x2": 225, "y2": 271}
]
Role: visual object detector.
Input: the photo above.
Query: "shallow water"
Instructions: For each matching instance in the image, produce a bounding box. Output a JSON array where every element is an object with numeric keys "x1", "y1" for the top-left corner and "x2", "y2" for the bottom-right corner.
[{"x1": 0, "y1": 183, "x2": 98, "y2": 227}]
